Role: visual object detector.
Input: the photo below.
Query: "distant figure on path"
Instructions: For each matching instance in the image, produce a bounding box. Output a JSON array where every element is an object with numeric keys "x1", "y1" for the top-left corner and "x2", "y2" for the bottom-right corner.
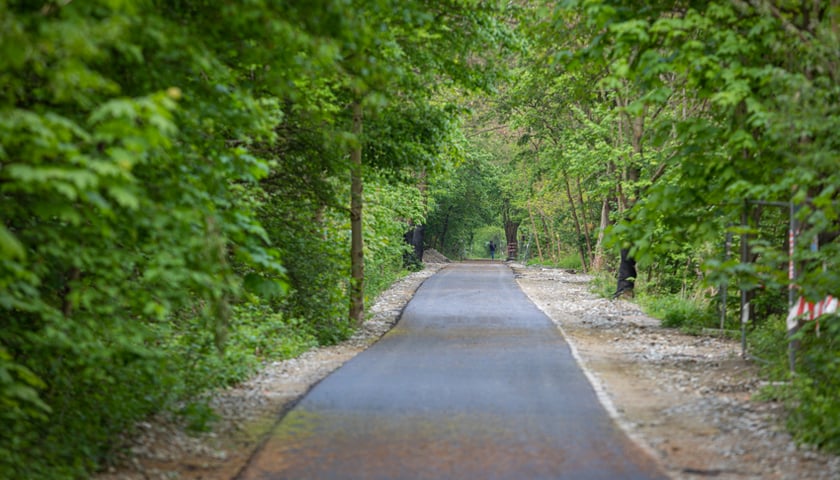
[{"x1": 489, "y1": 240, "x2": 496, "y2": 260}]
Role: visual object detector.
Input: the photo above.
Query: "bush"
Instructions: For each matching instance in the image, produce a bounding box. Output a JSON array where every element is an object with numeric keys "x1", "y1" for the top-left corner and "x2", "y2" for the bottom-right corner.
[
  {"x1": 556, "y1": 252, "x2": 584, "y2": 270},
  {"x1": 639, "y1": 293, "x2": 718, "y2": 333},
  {"x1": 590, "y1": 271, "x2": 618, "y2": 299},
  {"x1": 0, "y1": 329, "x2": 175, "y2": 479},
  {"x1": 749, "y1": 314, "x2": 790, "y2": 376},
  {"x1": 750, "y1": 313, "x2": 840, "y2": 453},
  {"x1": 0, "y1": 1, "x2": 482, "y2": 477},
  {"x1": 526, "y1": 251, "x2": 583, "y2": 270},
  {"x1": 783, "y1": 318, "x2": 840, "y2": 452}
]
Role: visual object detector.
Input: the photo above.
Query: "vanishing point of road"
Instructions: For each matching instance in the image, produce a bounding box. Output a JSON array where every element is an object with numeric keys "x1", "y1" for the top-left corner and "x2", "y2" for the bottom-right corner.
[{"x1": 238, "y1": 262, "x2": 668, "y2": 479}]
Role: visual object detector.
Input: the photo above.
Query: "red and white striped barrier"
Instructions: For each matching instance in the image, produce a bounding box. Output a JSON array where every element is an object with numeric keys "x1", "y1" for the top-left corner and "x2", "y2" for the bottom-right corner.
[{"x1": 787, "y1": 295, "x2": 839, "y2": 332}]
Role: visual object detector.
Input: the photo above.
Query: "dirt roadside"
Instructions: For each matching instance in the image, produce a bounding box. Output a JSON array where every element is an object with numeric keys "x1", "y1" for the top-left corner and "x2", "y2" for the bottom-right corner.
[
  {"x1": 512, "y1": 263, "x2": 840, "y2": 480},
  {"x1": 96, "y1": 264, "x2": 444, "y2": 480},
  {"x1": 97, "y1": 260, "x2": 840, "y2": 479}
]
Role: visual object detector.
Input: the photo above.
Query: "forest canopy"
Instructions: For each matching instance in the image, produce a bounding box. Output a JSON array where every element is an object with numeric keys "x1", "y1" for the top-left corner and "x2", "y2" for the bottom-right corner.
[{"x1": 1, "y1": 1, "x2": 839, "y2": 477}]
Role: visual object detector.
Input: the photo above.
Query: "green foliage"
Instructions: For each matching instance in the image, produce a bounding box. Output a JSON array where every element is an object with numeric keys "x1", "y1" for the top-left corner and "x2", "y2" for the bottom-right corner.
[
  {"x1": 639, "y1": 293, "x2": 717, "y2": 333},
  {"x1": 522, "y1": 245, "x2": 583, "y2": 270},
  {"x1": 750, "y1": 316, "x2": 795, "y2": 386},
  {"x1": 787, "y1": 338, "x2": 840, "y2": 453},
  {"x1": 0, "y1": 0, "x2": 293, "y2": 471},
  {"x1": 469, "y1": 225, "x2": 505, "y2": 259},
  {"x1": 752, "y1": 317, "x2": 840, "y2": 453},
  {"x1": 555, "y1": 252, "x2": 584, "y2": 270},
  {"x1": 259, "y1": 174, "x2": 350, "y2": 345},
  {"x1": 426, "y1": 146, "x2": 503, "y2": 259},
  {"x1": 574, "y1": 0, "x2": 838, "y2": 297},
  {"x1": 590, "y1": 271, "x2": 618, "y2": 299},
  {"x1": 1, "y1": 0, "x2": 516, "y2": 476},
  {"x1": 364, "y1": 174, "x2": 424, "y2": 303},
  {"x1": 507, "y1": 0, "x2": 840, "y2": 453},
  {"x1": 179, "y1": 399, "x2": 220, "y2": 435},
  {"x1": 230, "y1": 304, "x2": 317, "y2": 364}
]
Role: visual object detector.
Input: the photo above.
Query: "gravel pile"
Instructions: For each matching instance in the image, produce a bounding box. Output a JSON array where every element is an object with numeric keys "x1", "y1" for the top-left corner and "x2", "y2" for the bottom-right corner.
[{"x1": 421, "y1": 248, "x2": 450, "y2": 263}]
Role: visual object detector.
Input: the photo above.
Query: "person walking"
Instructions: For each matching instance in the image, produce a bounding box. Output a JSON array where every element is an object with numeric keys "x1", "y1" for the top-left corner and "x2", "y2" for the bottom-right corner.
[{"x1": 489, "y1": 240, "x2": 496, "y2": 260}]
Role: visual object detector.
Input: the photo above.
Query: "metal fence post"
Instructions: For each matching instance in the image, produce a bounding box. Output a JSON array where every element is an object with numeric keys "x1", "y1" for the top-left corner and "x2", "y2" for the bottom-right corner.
[
  {"x1": 740, "y1": 202, "x2": 749, "y2": 359},
  {"x1": 788, "y1": 200, "x2": 800, "y2": 374}
]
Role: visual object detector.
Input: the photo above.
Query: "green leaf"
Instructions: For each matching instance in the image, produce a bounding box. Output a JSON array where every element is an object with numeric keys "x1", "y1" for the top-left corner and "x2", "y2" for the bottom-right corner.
[
  {"x1": 106, "y1": 185, "x2": 139, "y2": 209},
  {"x1": 243, "y1": 273, "x2": 288, "y2": 300},
  {"x1": 0, "y1": 225, "x2": 25, "y2": 260}
]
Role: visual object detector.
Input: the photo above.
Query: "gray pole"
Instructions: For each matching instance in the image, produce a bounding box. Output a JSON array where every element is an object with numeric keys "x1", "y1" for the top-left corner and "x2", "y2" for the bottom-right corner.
[
  {"x1": 721, "y1": 231, "x2": 732, "y2": 330},
  {"x1": 740, "y1": 204, "x2": 749, "y2": 358},
  {"x1": 788, "y1": 201, "x2": 799, "y2": 374}
]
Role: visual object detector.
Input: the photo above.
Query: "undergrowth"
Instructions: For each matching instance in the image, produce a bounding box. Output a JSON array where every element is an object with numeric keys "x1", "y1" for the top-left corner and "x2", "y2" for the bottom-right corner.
[
  {"x1": 592, "y1": 269, "x2": 840, "y2": 455},
  {"x1": 525, "y1": 251, "x2": 583, "y2": 271},
  {"x1": 751, "y1": 315, "x2": 840, "y2": 454},
  {"x1": 637, "y1": 293, "x2": 719, "y2": 334}
]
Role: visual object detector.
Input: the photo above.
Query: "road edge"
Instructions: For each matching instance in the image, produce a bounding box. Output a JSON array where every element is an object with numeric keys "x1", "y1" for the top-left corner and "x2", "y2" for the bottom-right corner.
[{"x1": 509, "y1": 262, "x2": 670, "y2": 477}]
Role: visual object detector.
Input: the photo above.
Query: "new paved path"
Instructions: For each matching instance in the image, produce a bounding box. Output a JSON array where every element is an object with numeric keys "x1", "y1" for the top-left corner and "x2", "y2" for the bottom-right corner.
[{"x1": 238, "y1": 263, "x2": 668, "y2": 479}]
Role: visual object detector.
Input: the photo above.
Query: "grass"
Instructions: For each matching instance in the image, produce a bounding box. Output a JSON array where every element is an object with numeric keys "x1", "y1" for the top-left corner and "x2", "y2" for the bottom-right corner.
[
  {"x1": 638, "y1": 292, "x2": 718, "y2": 334},
  {"x1": 524, "y1": 251, "x2": 583, "y2": 270}
]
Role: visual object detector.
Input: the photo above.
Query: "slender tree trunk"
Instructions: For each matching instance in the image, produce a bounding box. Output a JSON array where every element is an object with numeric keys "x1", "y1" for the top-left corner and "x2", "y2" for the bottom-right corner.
[
  {"x1": 592, "y1": 194, "x2": 611, "y2": 271},
  {"x1": 563, "y1": 175, "x2": 589, "y2": 271},
  {"x1": 540, "y1": 209, "x2": 559, "y2": 262},
  {"x1": 539, "y1": 211, "x2": 552, "y2": 261},
  {"x1": 576, "y1": 176, "x2": 593, "y2": 260},
  {"x1": 614, "y1": 96, "x2": 645, "y2": 295},
  {"x1": 528, "y1": 201, "x2": 544, "y2": 262},
  {"x1": 349, "y1": 100, "x2": 364, "y2": 327}
]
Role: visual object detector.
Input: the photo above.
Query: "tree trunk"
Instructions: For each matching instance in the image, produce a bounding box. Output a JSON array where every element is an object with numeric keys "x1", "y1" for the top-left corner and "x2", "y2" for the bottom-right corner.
[
  {"x1": 614, "y1": 248, "x2": 637, "y2": 298},
  {"x1": 592, "y1": 194, "x2": 611, "y2": 271},
  {"x1": 349, "y1": 100, "x2": 364, "y2": 327},
  {"x1": 613, "y1": 95, "x2": 645, "y2": 295},
  {"x1": 403, "y1": 224, "x2": 425, "y2": 267},
  {"x1": 539, "y1": 211, "x2": 552, "y2": 261},
  {"x1": 528, "y1": 201, "x2": 544, "y2": 262},
  {"x1": 576, "y1": 176, "x2": 593, "y2": 261},
  {"x1": 563, "y1": 174, "x2": 588, "y2": 271},
  {"x1": 504, "y1": 220, "x2": 520, "y2": 261},
  {"x1": 539, "y1": 210, "x2": 561, "y2": 263}
]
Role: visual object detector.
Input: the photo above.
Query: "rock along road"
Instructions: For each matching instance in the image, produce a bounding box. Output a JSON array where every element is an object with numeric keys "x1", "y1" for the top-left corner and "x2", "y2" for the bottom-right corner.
[{"x1": 237, "y1": 262, "x2": 668, "y2": 480}]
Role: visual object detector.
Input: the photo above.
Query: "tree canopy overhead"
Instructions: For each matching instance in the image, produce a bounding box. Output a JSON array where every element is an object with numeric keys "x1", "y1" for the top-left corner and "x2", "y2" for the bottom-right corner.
[
  {"x1": 0, "y1": 1, "x2": 517, "y2": 476},
  {"x1": 489, "y1": 0, "x2": 840, "y2": 452},
  {"x1": 2, "y1": 1, "x2": 840, "y2": 477}
]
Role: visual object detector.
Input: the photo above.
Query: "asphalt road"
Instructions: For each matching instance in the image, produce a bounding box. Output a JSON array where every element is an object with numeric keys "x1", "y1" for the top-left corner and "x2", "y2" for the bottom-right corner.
[{"x1": 238, "y1": 262, "x2": 668, "y2": 480}]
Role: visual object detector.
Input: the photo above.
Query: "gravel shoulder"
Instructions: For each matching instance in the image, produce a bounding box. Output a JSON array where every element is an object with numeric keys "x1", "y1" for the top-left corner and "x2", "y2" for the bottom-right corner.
[
  {"x1": 97, "y1": 261, "x2": 840, "y2": 479},
  {"x1": 512, "y1": 263, "x2": 840, "y2": 480},
  {"x1": 97, "y1": 264, "x2": 444, "y2": 480}
]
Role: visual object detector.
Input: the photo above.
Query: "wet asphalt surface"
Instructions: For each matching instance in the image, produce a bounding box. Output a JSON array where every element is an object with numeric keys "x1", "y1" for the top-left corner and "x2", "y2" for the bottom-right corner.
[{"x1": 238, "y1": 262, "x2": 668, "y2": 479}]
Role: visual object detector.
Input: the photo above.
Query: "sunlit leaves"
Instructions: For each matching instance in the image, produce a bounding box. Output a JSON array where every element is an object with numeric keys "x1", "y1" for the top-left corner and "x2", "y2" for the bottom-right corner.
[
  {"x1": 0, "y1": 0, "x2": 295, "y2": 476},
  {"x1": 528, "y1": 0, "x2": 840, "y2": 451},
  {"x1": 0, "y1": 0, "x2": 517, "y2": 476}
]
